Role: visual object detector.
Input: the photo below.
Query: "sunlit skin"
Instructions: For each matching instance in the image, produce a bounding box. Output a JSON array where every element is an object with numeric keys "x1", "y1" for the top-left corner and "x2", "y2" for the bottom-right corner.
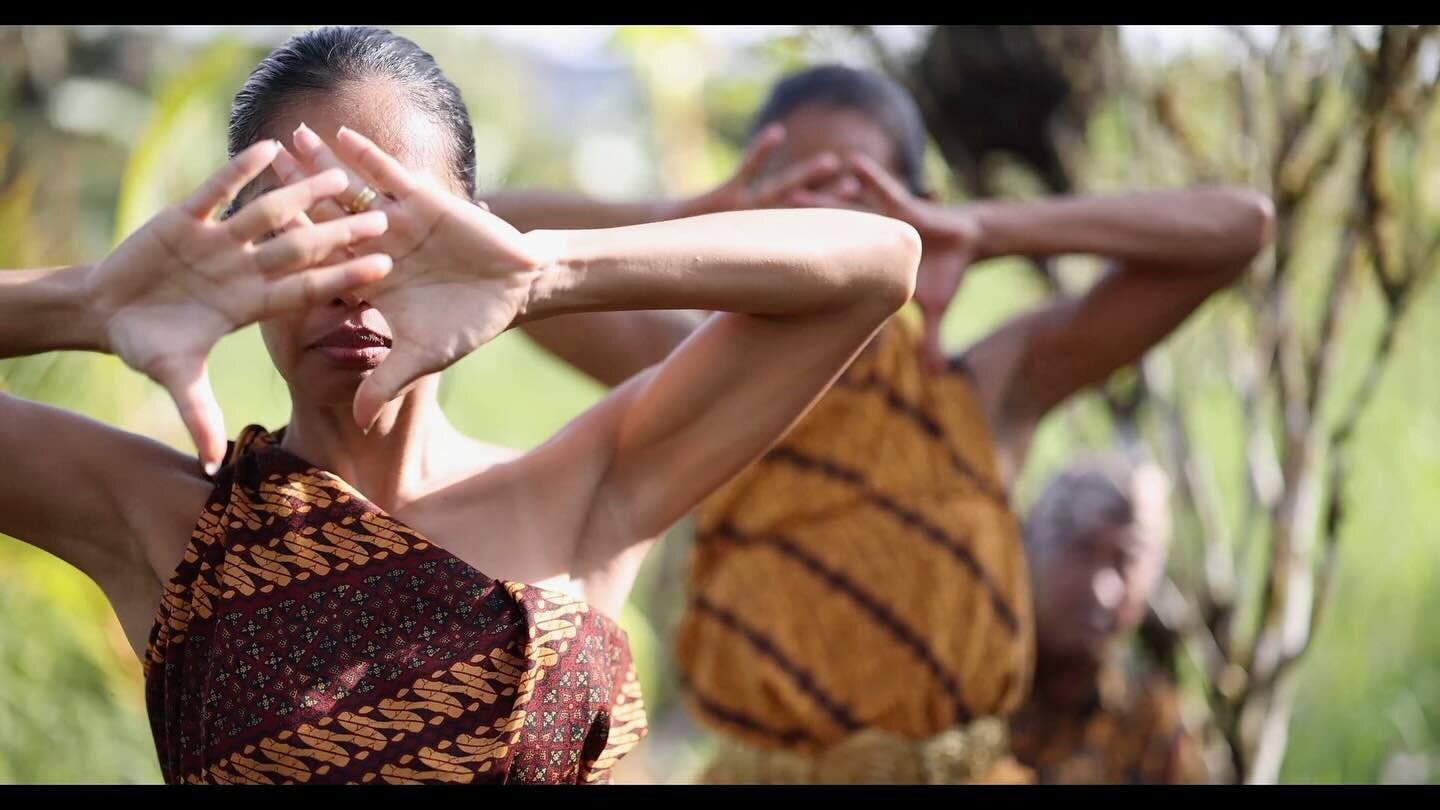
[{"x1": 0, "y1": 74, "x2": 922, "y2": 670}]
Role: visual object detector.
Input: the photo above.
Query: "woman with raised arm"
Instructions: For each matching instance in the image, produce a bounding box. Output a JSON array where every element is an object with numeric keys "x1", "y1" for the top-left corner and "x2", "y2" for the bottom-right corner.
[
  {"x1": 0, "y1": 32, "x2": 919, "y2": 785},
  {"x1": 487, "y1": 64, "x2": 1273, "y2": 783}
]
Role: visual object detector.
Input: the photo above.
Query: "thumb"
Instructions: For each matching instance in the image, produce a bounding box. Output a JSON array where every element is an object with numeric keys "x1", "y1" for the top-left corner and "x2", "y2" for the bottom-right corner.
[
  {"x1": 352, "y1": 343, "x2": 433, "y2": 431},
  {"x1": 734, "y1": 123, "x2": 785, "y2": 187},
  {"x1": 159, "y1": 358, "x2": 228, "y2": 475}
]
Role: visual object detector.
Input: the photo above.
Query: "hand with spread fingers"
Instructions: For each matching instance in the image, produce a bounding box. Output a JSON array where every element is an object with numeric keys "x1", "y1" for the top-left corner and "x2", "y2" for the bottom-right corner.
[
  {"x1": 647, "y1": 127, "x2": 974, "y2": 374},
  {"x1": 840, "y1": 152, "x2": 981, "y2": 374},
  {"x1": 90, "y1": 138, "x2": 393, "y2": 472},
  {"x1": 281, "y1": 123, "x2": 549, "y2": 431},
  {"x1": 666, "y1": 123, "x2": 864, "y2": 218}
]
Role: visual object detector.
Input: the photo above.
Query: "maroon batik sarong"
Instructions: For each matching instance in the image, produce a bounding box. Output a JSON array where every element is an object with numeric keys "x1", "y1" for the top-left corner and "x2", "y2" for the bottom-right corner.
[{"x1": 144, "y1": 426, "x2": 646, "y2": 784}]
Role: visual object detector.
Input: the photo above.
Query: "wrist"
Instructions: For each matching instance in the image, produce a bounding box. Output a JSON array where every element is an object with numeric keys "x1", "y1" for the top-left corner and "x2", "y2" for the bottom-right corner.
[
  {"x1": 963, "y1": 202, "x2": 1007, "y2": 261},
  {"x1": 56, "y1": 264, "x2": 112, "y2": 353},
  {"x1": 513, "y1": 229, "x2": 578, "y2": 322}
]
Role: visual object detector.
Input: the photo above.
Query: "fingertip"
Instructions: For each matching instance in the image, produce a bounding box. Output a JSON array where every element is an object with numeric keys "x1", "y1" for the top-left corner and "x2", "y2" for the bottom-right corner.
[
  {"x1": 293, "y1": 123, "x2": 321, "y2": 151},
  {"x1": 361, "y1": 252, "x2": 394, "y2": 276}
]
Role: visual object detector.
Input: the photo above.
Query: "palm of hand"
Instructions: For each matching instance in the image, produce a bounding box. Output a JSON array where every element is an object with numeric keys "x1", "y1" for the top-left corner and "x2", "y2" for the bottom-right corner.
[
  {"x1": 880, "y1": 197, "x2": 980, "y2": 372},
  {"x1": 95, "y1": 208, "x2": 263, "y2": 381},
  {"x1": 352, "y1": 186, "x2": 541, "y2": 424}
]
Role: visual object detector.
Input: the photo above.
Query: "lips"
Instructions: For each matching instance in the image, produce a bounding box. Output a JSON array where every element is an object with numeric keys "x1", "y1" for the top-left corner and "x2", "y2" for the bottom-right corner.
[{"x1": 310, "y1": 325, "x2": 393, "y2": 368}]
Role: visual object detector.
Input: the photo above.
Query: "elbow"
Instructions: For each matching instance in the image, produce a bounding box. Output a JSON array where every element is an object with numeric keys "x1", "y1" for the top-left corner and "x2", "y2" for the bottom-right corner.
[
  {"x1": 1218, "y1": 187, "x2": 1276, "y2": 268},
  {"x1": 871, "y1": 220, "x2": 922, "y2": 314}
]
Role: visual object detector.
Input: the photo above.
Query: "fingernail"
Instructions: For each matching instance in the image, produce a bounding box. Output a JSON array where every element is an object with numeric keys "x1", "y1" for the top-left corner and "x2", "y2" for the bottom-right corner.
[{"x1": 204, "y1": 461, "x2": 219, "y2": 477}]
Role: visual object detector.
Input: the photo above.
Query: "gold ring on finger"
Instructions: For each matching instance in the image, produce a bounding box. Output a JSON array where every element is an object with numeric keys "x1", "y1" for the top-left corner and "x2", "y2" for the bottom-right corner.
[{"x1": 345, "y1": 185, "x2": 379, "y2": 214}]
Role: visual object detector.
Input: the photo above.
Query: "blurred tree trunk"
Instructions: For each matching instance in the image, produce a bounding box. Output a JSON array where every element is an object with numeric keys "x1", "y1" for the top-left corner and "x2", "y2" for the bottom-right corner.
[
  {"x1": 856, "y1": 24, "x2": 1439, "y2": 783},
  {"x1": 906, "y1": 25, "x2": 1122, "y2": 197}
]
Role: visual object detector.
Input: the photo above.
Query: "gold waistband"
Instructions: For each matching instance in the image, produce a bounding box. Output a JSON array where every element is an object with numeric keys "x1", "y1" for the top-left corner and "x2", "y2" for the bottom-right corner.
[{"x1": 702, "y1": 717, "x2": 1035, "y2": 785}]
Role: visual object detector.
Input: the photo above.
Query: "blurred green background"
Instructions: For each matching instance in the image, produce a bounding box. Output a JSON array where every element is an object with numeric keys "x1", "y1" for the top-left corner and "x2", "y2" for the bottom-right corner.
[{"x1": 0, "y1": 25, "x2": 1435, "y2": 784}]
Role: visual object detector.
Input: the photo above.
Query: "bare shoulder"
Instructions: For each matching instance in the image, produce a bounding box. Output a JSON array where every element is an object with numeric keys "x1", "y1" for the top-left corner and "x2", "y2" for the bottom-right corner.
[
  {"x1": 0, "y1": 393, "x2": 211, "y2": 579},
  {"x1": 0, "y1": 392, "x2": 213, "y2": 661}
]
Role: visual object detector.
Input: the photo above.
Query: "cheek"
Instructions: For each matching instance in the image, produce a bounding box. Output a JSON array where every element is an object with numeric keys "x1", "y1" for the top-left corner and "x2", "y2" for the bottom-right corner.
[
  {"x1": 259, "y1": 315, "x2": 306, "y2": 373},
  {"x1": 1036, "y1": 561, "x2": 1083, "y2": 614}
]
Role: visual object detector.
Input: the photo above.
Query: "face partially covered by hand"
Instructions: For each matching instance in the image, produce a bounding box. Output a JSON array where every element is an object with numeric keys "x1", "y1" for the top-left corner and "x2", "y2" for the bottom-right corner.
[{"x1": 269, "y1": 122, "x2": 545, "y2": 431}]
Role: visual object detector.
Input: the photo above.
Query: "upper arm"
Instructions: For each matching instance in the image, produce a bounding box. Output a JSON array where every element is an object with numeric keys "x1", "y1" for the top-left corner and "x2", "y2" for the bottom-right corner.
[
  {"x1": 520, "y1": 310, "x2": 706, "y2": 388},
  {"x1": 963, "y1": 258, "x2": 1249, "y2": 462},
  {"x1": 0, "y1": 392, "x2": 211, "y2": 589}
]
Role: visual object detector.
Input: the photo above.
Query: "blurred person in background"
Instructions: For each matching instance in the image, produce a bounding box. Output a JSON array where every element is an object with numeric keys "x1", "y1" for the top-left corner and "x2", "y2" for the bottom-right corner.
[
  {"x1": 488, "y1": 64, "x2": 1273, "y2": 783},
  {"x1": 1010, "y1": 454, "x2": 1209, "y2": 784}
]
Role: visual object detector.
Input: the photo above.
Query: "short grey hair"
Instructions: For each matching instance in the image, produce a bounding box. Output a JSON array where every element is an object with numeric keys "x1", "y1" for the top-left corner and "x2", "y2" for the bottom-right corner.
[{"x1": 1023, "y1": 453, "x2": 1173, "y2": 558}]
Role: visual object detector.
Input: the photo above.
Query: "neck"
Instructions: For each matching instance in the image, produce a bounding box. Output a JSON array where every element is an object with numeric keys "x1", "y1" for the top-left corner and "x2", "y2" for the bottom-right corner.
[
  {"x1": 1031, "y1": 647, "x2": 1104, "y2": 709},
  {"x1": 281, "y1": 375, "x2": 454, "y2": 509}
]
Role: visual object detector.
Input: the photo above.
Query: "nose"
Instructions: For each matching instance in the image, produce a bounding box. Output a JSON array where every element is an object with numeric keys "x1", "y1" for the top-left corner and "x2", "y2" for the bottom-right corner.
[
  {"x1": 332, "y1": 290, "x2": 370, "y2": 309},
  {"x1": 1091, "y1": 568, "x2": 1125, "y2": 611}
]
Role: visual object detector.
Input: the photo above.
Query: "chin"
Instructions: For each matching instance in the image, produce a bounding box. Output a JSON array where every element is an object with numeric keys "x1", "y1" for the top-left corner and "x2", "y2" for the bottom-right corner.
[{"x1": 289, "y1": 366, "x2": 374, "y2": 411}]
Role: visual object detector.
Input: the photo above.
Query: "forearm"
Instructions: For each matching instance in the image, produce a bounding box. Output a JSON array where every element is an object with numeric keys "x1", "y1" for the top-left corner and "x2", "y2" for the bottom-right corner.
[
  {"x1": 971, "y1": 187, "x2": 1274, "y2": 269},
  {"x1": 0, "y1": 264, "x2": 108, "y2": 358},
  {"x1": 518, "y1": 209, "x2": 919, "y2": 322},
  {"x1": 483, "y1": 189, "x2": 681, "y2": 233}
]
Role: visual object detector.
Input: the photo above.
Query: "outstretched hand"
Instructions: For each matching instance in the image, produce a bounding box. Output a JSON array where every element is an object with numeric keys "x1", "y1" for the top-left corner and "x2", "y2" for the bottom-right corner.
[
  {"x1": 283, "y1": 124, "x2": 547, "y2": 431},
  {"x1": 92, "y1": 139, "x2": 393, "y2": 472},
  {"x1": 669, "y1": 123, "x2": 863, "y2": 218},
  {"x1": 845, "y1": 153, "x2": 980, "y2": 374}
]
